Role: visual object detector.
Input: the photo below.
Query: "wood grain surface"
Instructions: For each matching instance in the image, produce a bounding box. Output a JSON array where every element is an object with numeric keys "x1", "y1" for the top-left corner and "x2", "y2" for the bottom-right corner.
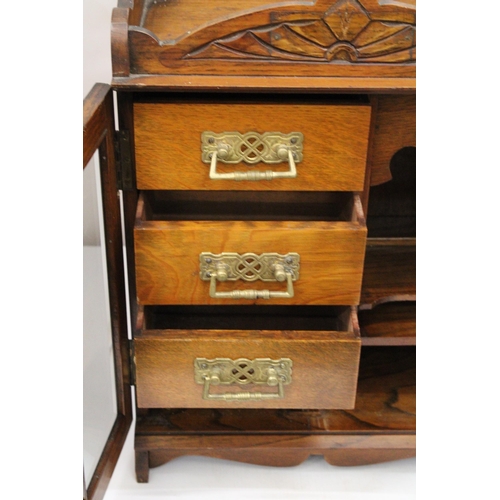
[
  {"x1": 113, "y1": 74, "x2": 416, "y2": 92},
  {"x1": 133, "y1": 101, "x2": 371, "y2": 191},
  {"x1": 83, "y1": 83, "x2": 110, "y2": 168},
  {"x1": 111, "y1": 8, "x2": 130, "y2": 77},
  {"x1": 142, "y1": 0, "x2": 277, "y2": 41}
]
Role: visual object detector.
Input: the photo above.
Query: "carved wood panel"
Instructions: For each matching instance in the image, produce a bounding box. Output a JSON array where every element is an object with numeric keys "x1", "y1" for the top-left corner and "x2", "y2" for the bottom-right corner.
[{"x1": 185, "y1": 0, "x2": 415, "y2": 64}]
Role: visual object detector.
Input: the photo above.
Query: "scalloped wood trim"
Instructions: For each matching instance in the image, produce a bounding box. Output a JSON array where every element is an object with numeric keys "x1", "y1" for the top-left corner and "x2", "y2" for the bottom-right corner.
[{"x1": 147, "y1": 448, "x2": 416, "y2": 469}]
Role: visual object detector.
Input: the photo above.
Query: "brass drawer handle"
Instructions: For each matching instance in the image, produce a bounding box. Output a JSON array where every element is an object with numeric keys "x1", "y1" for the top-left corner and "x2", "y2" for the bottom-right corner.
[
  {"x1": 195, "y1": 358, "x2": 292, "y2": 401},
  {"x1": 209, "y1": 272, "x2": 294, "y2": 299},
  {"x1": 201, "y1": 131, "x2": 303, "y2": 181},
  {"x1": 200, "y1": 252, "x2": 300, "y2": 300}
]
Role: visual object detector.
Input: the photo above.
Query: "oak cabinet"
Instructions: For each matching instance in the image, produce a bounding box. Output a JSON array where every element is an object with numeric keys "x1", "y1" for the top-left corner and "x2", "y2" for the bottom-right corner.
[{"x1": 83, "y1": 1, "x2": 416, "y2": 497}]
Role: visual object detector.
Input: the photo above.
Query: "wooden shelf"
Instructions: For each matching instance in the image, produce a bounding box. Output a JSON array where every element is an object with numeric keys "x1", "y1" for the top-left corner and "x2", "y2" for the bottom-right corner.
[
  {"x1": 359, "y1": 302, "x2": 416, "y2": 346},
  {"x1": 360, "y1": 239, "x2": 415, "y2": 308}
]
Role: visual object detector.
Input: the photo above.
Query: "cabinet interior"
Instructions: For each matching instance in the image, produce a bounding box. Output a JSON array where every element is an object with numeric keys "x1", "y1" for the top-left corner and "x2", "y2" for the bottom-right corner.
[
  {"x1": 359, "y1": 145, "x2": 416, "y2": 346},
  {"x1": 367, "y1": 147, "x2": 416, "y2": 238}
]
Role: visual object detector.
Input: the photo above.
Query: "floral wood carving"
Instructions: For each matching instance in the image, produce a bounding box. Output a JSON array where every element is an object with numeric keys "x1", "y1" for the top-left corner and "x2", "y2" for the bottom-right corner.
[{"x1": 185, "y1": 0, "x2": 415, "y2": 64}]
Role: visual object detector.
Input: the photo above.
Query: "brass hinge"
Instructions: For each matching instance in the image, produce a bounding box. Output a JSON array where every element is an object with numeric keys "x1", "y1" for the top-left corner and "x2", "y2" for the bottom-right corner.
[
  {"x1": 129, "y1": 339, "x2": 136, "y2": 386},
  {"x1": 114, "y1": 130, "x2": 133, "y2": 190}
]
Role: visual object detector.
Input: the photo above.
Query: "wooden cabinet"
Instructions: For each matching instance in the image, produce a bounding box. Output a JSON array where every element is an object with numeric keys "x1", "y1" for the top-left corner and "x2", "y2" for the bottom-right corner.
[{"x1": 83, "y1": 1, "x2": 415, "y2": 497}]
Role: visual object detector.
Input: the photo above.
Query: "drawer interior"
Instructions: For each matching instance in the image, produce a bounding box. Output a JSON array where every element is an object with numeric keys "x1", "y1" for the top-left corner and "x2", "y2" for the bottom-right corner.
[
  {"x1": 139, "y1": 190, "x2": 360, "y2": 221},
  {"x1": 138, "y1": 305, "x2": 356, "y2": 334}
]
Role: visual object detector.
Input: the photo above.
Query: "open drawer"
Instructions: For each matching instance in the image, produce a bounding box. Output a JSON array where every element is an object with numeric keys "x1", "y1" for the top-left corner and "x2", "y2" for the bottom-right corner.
[
  {"x1": 134, "y1": 191, "x2": 367, "y2": 305},
  {"x1": 134, "y1": 305, "x2": 361, "y2": 409}
]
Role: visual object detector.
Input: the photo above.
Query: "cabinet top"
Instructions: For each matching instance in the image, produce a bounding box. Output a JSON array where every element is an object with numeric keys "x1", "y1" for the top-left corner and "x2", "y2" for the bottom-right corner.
[{"x1": 112, "y1": 0, "x2": 416, "y2": 92}]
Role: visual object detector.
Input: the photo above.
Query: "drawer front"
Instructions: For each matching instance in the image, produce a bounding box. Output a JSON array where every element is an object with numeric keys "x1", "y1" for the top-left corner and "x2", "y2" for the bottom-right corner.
[
  {"x1": 134, "y1": 102, "x2": 371, "y2": 191},
  {"x1": 134, "y1": 327, "x2": 360, "y2": 409},
  {"x1": 134, "y1": 219, "x2": 366, "y2": 305}
]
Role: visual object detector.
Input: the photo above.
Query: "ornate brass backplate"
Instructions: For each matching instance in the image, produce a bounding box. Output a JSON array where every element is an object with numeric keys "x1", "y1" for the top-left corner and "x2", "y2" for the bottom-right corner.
[
  {"x1": 201, "y1": 131, "x2": 303, "y2": 164},
  {"x1": 194, "y1": 357, "x2": 293, "y2": 401},
  {"x1": 199, "y1": 252, "x2": 300, "y2": 282}
]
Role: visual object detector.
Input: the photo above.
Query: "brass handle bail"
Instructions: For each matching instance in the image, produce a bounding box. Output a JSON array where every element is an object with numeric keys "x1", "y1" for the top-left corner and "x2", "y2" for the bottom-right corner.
[
  {"x1": 208, "y1": 272, "x2": 294, "y2": 300},
  {"x1": 209, "y1": 148, "x2": 297, "y2": 181}
]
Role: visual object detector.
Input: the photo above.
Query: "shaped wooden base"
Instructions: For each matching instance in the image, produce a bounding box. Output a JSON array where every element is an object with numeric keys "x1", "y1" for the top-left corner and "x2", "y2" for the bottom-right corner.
[{"x1": 135, "y1": 433, "x2": 415, "y2": 483}]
